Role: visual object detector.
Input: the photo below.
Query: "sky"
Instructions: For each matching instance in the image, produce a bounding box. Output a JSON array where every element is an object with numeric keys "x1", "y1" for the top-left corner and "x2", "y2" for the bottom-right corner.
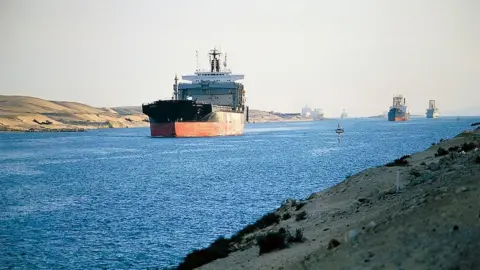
[{"x1": 1, "y1": 0, "x2": 479, "y2": 117}]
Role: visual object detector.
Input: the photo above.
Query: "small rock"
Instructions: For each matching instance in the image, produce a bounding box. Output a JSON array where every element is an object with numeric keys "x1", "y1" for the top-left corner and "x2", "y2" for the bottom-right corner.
[
  {"x1": 428, "y1": 163, "x2": 440, "y2": 171},
  {"x1": 327, "y1": 239, "x2": 341, "y2": 249},
  {"x1": 358, "y1": 198, "x2": 370, "y2": 203},
  {"x1": 323, "y1": 228, "x2": 330, "y2": 231},
  {"x1": 366, "y1": 221, "x2": 377, "y2": 231},
  {"x1": 345, "y1": 229, "x2": 360, "y2": 242},
  {"x1": 449, "y1": 152, "x2": 460, "y2": 159},
  {"x1": 438, "y1": 187, "x2": 448, "y2": 193},
  {"x1": 455, "y1": 187, "x2": 469, "y2": 194},
  {"x1": 280, "y1": 198, "x2": 297, "y2": 209},
  {"x1": 453, "y1": 225, "x2": 459, "y2": 231},
  {"x1": 420, "y1": 171, "x2": 433, "y2": 182}
]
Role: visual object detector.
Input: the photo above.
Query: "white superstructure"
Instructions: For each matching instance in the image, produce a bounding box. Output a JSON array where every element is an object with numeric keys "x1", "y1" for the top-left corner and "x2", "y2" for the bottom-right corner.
[
  {"x1": 181, "y1": 48, "x2": 244, "y2": 84},
  {"x1": 174, "y1": 48, "x2": 246, "y2": 110}
]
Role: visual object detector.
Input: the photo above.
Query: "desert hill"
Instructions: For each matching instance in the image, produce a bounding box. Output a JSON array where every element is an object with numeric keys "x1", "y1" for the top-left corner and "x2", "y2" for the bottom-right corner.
[
  {"x1": 110, "y1": 106, "x2": 143, "y2": 116},
  {"x1": 0, "y1": 95, "x2": 148, "y2": 131}
]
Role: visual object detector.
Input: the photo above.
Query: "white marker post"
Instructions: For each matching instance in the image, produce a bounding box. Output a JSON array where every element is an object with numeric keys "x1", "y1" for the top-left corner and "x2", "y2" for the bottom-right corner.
[{"x1": 396, "y1": 170, "x2": 400, "y2": 193}]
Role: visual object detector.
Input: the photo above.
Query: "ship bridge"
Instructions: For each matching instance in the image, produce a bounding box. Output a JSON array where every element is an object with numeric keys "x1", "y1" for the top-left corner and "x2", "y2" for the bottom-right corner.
[
  {"x1": 172, "y1": 48, "x2": 246, "y2": 111},
  {"x1": 181, "y1": 48, "x2": 244, "y2": 84}
]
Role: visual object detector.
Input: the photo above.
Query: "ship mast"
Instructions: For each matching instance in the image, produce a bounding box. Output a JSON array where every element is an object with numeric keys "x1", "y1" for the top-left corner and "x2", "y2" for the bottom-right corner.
[
  {"x1": 209, "y1": 48, "x2": 222, "y2": 72},
  {"x1": 196, "y1": 51, "x2": 199, "y2": 71},
  {"x1": 173, "y1": 74, "x2": 179, "y2": 100}
]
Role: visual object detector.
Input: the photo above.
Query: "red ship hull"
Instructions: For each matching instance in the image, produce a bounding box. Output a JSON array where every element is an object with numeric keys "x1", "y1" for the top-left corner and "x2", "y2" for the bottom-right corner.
[
  {"x1": 393, "y1": 117, "x2": 407, "y2": 121},
  {"x1": 142, "y1": 100, "x2": 246, "y2": 138},
  {"x1": 149, "y1": 121, "x2": 244, "y2": 137}
]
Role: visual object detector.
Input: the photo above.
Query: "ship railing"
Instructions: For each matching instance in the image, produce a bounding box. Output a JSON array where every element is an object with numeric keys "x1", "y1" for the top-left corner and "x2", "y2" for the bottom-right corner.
[
  {"x1": 142, "y1": 100, "x2": 237, "y2": 110},
  {"x1": 194, "y1": 69, "x2": 232, "y2": 74}
]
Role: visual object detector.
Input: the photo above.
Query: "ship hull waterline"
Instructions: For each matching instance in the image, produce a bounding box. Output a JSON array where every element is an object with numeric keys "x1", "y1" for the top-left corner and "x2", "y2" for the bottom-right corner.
[
  {"x1": 149, "y1": 121, "x2": 244, "y2": 137},
  {"x1": 143, "y1": 101, "x2": 246, "y2": 138},
  {"x1": 426, "y1": 111, "x2": 440, "y2": 118},
  {"x1": 148, "y1": 110, "x2": 245, "y2": 137},
  {"x1": 388, "y1": 117, "x2": 408, "y2": 122},
  {"x1": 388, "y1": 108, "x2": 409, "y2": 122}
]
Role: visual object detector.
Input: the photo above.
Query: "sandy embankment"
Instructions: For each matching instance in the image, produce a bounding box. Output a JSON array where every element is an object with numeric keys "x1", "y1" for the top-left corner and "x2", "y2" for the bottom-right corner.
[
  {"x1": 0, "y1": 95, "x2": 149, "y2": 131},
  {"x1": 175, "y1": 129, "x2": 480, "y2": 270},
  {"x1": 248, "y1": 110, "x2": 312, "y2": 123}
]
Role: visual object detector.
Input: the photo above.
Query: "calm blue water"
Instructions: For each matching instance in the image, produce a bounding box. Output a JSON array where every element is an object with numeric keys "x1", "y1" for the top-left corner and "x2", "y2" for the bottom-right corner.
[{"x1": 0, "y1": 117, "x2": 476, "y2": 269}]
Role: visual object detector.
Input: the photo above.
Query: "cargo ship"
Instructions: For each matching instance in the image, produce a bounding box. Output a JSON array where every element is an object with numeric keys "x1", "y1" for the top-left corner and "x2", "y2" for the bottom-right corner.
[
  {"x1": 310, "y1": 109, "x2": 324, "y2": 120},
  {"x1": 142, "y1": 48, "x2": 247, "y2": 137},
  {"x1": 426, "y1": 100, "x2": 440, "y2": 118},
  {"x1": 388, "y1": 95, "x2": 409, "y2": 121},
  {"x1": 312, "y1": 109, "x2": 324, "y2": 120},
  {"x1": 301, "y1": 106, "x2": 324, "y2": 120}
]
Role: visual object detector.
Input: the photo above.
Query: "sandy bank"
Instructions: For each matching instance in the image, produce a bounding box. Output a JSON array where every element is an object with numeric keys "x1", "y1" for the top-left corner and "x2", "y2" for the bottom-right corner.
[
  {"x1": 175, "y1": 129, "x2": 480, "y2": 270},
  {"x1": 248, "y1": 110, "x2": 312, "y2": 123},
  {"x1": 0, "y1": 95, "x2": 150, "y2": 132}
]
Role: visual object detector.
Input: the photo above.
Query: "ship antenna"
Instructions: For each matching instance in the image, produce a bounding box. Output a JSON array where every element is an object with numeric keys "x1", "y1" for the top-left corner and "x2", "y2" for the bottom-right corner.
[
  {"x1": 215, "y1": 48, "x2": 220, "y2": 72},
  {"x1": 196, "y1": 50, "x2": 199, "y2": 71},
  {"x1": 224, "y1": 53, "x2": 227, "y2": 69},
  {"x1": 174, "y1": 73, "x2": 179, "y2": 100},
  {"x1": 210, "y1": 49, "x2": 214, "y2": 72}
]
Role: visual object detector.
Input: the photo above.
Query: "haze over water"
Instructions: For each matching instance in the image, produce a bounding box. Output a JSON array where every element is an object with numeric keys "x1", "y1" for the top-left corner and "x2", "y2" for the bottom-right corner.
[{"x1": 0, "y1": 117, "x2": 475, "y2": 268}]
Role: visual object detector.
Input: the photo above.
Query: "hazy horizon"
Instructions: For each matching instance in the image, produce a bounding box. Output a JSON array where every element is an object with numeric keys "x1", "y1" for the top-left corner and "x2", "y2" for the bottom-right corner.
[{"x1": 1, "y1": 0, "x2": 479, "y2": 117}]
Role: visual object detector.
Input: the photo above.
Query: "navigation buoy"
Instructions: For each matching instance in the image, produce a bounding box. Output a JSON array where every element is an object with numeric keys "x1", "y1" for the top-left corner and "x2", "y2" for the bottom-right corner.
[
  {"x1": 335, "y1": 123, "x2": 344, "y2": 144},
  {"x1": 335, "y1": 123, "x2": 344, "y2": 134}
]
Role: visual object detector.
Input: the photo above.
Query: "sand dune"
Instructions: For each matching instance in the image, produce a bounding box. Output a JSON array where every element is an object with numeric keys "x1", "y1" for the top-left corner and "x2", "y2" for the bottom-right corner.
[{"x1": 0, "y1": 95, "x2": 149, "y2": 131}]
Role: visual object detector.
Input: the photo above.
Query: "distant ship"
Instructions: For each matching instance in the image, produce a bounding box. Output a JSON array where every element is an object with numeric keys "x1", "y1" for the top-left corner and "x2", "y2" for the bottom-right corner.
[
  {"x1": 301, "y1": 105, "x2": 311, "y2": 117},
  {"x1": 142, "y1": 48, "x2": 247, "y2": 137},
  {"x1": 301, "y1": 105, "x2": 324, "y2": 120},
  {"x1": 388, "y1": 95, "x2": 409, "y2": 121},
  {"x1": 340, "y1": 109, "x2": 347, "y2": 119},
  {"x1": 312, "y1": 109, "x2": 324, "y2": 120},
  {"x1": 426, "y1": 100, "x2": 440, "y2": 118}
]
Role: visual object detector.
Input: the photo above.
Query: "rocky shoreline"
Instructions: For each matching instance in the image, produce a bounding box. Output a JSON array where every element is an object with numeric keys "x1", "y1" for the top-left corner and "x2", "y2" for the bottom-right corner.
[
  {"x1": 0, "y1": 126, "x2": 87, "y2": 133},
  {"x1": 25, "y1": 127, "x2": 87, "y2": 132},
  {"x1": 172, "y1": 128, "x2": 480, "y2": 270}
]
